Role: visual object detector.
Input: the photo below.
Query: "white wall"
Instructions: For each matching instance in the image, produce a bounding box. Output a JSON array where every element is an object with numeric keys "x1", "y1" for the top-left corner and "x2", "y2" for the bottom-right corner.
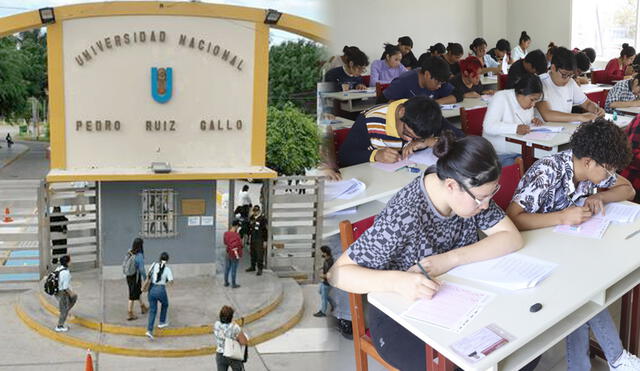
[{"x1": 328, "y1": 0, "x2": 572, "y2": 66}]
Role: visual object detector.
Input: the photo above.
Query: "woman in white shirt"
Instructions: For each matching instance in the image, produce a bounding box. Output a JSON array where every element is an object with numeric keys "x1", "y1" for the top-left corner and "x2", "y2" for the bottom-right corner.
[
  {"x1": 145, "y1": 252, "x2": 173, "y2": 339},
  {"x1": 214, "y1": 305, "x2": 248, "y2": 371},
  {"x1": 483, "y1": 73, "x2": 544, "y2": 166},
  {"x1": 511, "y1": 31, "x2": 531, "y2": 61},
  {"x1": 238, "y1": 185, "x2": 252, "y2": 207}
]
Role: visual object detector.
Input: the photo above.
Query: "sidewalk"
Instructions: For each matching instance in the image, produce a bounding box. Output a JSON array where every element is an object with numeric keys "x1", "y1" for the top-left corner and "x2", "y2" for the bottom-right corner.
[{"x1": 0, "y1": 143, "x2": 29, "y2": 169}]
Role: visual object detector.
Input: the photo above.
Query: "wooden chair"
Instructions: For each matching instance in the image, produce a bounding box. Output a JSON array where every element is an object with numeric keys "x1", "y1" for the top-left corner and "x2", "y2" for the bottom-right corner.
[
  {"x1": 492, "y1": 157, "x2": 524, "y2": 211},
  {"x1": 460, "y1": 106, "x2": 488, "y2": 136},
  {"x1": 375, "y1": 82, "x2": 391, "y2": 98},
  {"x1": 497, "y1": 73, "x2": 509, "y2": 90},
  {"x1": 339, "y1": 218, "x2": 456, "y2": 371}
]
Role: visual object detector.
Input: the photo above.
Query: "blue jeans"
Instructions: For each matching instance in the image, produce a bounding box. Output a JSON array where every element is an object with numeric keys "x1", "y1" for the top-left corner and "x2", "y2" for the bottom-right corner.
[
  {"x1": 147, "y1": 284, "x2": 169, "y2": 332},
  {"x1": 497, "y1": 153, "x2": 521, "y2": 167},
  {"x1": 319, "y1": 282, "x2": 335, "y2": 314},
  {"x1": 566, "y1": 309, "x2": 623, "y2": 370},
  {"x1": 224, "y1": 258, "x2": 239, "y2": 285}
]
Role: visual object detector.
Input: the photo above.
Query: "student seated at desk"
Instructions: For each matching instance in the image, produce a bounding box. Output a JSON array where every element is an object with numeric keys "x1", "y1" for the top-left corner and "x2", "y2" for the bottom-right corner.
[
  {"x1": 605, "y1": 74, "x2": 640, "y2": 113},
  {"x1": 535, "y1": 47, "x2": 605, "y2": 122},
  {"x1": 370, "y1": 44, "x2": 407, "y2": 87},
  {"x1": 396, "y1": 36, "x2": 419, "y2": 70},
  {"x1": 582, "y1": 47, "x2": 596, "y2": 64},
  {"x1": 323, "y1": 45, "x2": 361, "y2": 74},
  {"x1": 337, "y1": 96, "x2": 444, "y2": 167},
  {"x1": 324, "y1": 48, "x2": 369, "y2": 92},
  {"x1": 574, "y1": 51, "x2": 592, "y2": 85},
  {"x1": 546, "y1": 42, "x2": 557, "y2": 69},
  {"x1": 469, "y1": 37, "x2": 500, "y2": 75},
  {"x1": 603, "y1": 43, "x2": 636, "y2": 84},
  {"x1": 449, "y1": 56, "x2": 494, "y2": 101},
  {"x1": 488, "y1": 38, "x2": 513, "y2": 65},
  {"x1": 483, "y1": 73, "x2": 544, "y2": 166},
  {"x1": 329, "y1": 133, "x2": 540, "y2": 371},
  {"x1": 379, "y1": 55, "x2": 456, "y2": 104},
  {"x1": 506, "y1": 49, "x2": 547, "y2": 88},
  {"x1": 425, "y1": 43, "x2": 446, "y2": 58},
  {"x1": 506, "y1": 119, "x2": 639, "y2": 371},
  {"x1": 442, "y1": 42, "x2": 464, "y2": 76},
  {"x1": 511, "y1": 31, "x2": 531, "y2": 61}
]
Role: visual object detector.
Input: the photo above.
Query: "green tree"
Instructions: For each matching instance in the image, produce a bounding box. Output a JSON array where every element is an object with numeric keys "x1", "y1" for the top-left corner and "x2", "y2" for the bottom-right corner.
[
  {"x1": 18, "y1": 29, "x2": 48, "y2": 102},
  {"x1": 266, "y1": 103, "x2": 320, "y2": 175},
  {"x1": 268, "y1": 40, "x2": 326, "y2": 113},
  {"x1": 0, "y1": 35, "x2": 29, "y2": 121}
]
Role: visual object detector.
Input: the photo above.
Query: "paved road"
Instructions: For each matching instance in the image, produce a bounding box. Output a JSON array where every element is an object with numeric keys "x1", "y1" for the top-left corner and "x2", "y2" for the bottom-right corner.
[{"x1": 0, "y1": 141, "x2": 49, "y2": 180}]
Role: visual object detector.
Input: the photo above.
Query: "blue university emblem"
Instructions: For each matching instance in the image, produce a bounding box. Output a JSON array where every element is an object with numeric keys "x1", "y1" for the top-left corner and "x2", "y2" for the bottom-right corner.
[{"x1": 151, "y1": 67, "x2": 173, "y2": 103}]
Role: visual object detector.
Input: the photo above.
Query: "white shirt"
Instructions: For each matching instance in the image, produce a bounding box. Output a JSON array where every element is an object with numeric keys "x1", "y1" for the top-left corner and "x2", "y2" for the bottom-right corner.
[
  {"x1": 483, "y1": 90, "x2": 535, "y2": 154},
  {"x1": 536, "y1": 73, "x2": 587, "y2": 118},
  {"x1": 483, "y1": 54, "x2": 499, "y2": 68},
  {"x1": 149, "y1": 262, "x2": 173, "y2": 285},
  {"x1": 56, "y1": 266, "x2": 71, "y2": 291},
  {"x1": 511, "y1": 45, "x2": 527, "y2": 61},
  {"x1": 238, "y1": 190, "x2": 252, "y2": 206}
]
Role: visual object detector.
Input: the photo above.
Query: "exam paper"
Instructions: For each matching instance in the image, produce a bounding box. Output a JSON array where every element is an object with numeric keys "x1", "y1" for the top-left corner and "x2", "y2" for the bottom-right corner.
[
  {"x1": 403, "y1": 282, "x2": 492, "y2": 333},
  {"x1": 448, "y1": 253, "x2": 557, "y2": 290},
  {"x1": 603, "y1": 202, "x2": 640, "y2": 223},
  {"x1": 409, "y1": 148, "x2": 438, "y2": 166},
  {"x1": 522, "y1": 132, "x2": 556, "y2": 141},
  {"x1": 325, "y1": 178, "x2": 366, "y2": 201},
  {"x1": 371, "y1": 159, "x2": 414, "y2": 172},
  {"x1": 554, "y1": 217, "x2": 610, "y2": 239},
  {"x1": 530, "y1": 126, "x2": 564, "y2": 133}
]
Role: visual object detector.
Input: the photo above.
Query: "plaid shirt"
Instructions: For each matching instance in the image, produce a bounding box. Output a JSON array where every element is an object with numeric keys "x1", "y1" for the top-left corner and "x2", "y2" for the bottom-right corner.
[
  {"x1": 605, "y1": 80, "x2": 637, "y2": 113},
  {"x1": 620, "y1": 115, "x2": 640, "y2": 202}
]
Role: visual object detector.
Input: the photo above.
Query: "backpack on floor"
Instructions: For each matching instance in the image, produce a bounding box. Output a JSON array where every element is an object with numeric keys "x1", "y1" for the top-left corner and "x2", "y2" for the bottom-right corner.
[
  {"x1": 122, "y1": 251, "x2": 137, "y2": 276},
  {"x1": 44, "y1": 268, "x2": 65, "y2": 296}
]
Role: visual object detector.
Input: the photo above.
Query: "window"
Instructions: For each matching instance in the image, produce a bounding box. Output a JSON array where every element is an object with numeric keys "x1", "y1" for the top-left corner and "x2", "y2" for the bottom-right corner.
[
  {"x1": 141, "y1": 189, "x2": 177, "y2": 238},
  {"x1": 572, "y1": 0, "x2": 638, "y2": 62}
]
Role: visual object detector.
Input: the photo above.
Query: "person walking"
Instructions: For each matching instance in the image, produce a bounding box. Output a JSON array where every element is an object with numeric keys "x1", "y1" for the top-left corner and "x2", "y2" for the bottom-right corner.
[
  {"x1": 5, "y1": 133, "x2": 13, "y2": 149},
  {"x1": 224, "y1": 220, "x2": 243, "y2": 288},
  {"x1": 145, "y1": 252, "x2": 173, "y2": 340},
  {"x1": 314, "y1": 246, "x2": 335, "y2": 317},
  {"x1": 54, "y1": 255, "x2": 77, "y2": 332},
  {"x1": 214, "y1": 305, "x2": 248, "y2": 371},
  {"x1": 238, "y1": 185, "x2": 252, "y2": 207},
  {"x1": 124, "y1": 238, "x2": 148, "y2": 320},
  {"x1": 245, "y1": 205, "x2": 267, "y2": 276}
]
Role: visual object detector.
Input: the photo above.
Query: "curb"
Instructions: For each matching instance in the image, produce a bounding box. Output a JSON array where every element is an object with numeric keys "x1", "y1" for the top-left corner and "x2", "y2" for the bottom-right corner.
[
  {"x1": 38, "y1": 290, "x2": 284, "y2": 337},
  {"x1": 0, "y1": 146, "x2": 30, "y2": 169}
]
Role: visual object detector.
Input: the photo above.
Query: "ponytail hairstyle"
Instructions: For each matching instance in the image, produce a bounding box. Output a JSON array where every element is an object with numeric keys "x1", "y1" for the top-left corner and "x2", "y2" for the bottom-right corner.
[
  {"x1": 519, "y1": 31, "x2": 531, "y2": 45},
  {"x1": 155, "y1": 251, "x2": 169, "y2": 283},
  {"x1": 513, "y1": 73, "x2": 543, "y2": 97},
  {"x1": 620, "y1": 43, "x2": 636, "y2": 58},
  {"x1": 582, "y1": 47, "x2": 596, "y2": 63},
  {"x1": 459, "y1": 56, "x2": 482, "y2": 78},
  {"x1": 575, "y1": 52, "x2": 591, "y2": 73},
  {"x1": 428, "y1": 43, "x2": 446, "y2": 55},
  {"x1": 495, "y1": 39, "x2": 511, "y2": 52},
  {"x1": 398, "y1": 36, "x2": 413, "y2": 48},
  {"x1": 344, "y1": 47, "x2": 369, "y2": 68},
  {"x1": 547, "y1": 42, "x2": 556, "y2": 50},
  {"x1": 469, "y1": 38, "x2": 487, "y2": 55},
  {"x1": 523, "y1": 49, "x2": 548, "y2": 74},
  {"x1": 446, "y1": 42, "x2": 463, "y2": 56},
  {"x1": 381, "y1": 43, "x2": 402, "y2": 60},
  {"x1": 433, "y1": 131, "x2": 501, "y2": 189},
  {"x1": 131, "y1": 237, "x2": 144, "y2": 255}
]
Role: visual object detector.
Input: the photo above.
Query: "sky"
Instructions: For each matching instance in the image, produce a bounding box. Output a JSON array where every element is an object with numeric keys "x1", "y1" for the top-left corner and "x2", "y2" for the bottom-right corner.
[{"x1": 0, "y1": 0, "x2": 327, "y2": 44}]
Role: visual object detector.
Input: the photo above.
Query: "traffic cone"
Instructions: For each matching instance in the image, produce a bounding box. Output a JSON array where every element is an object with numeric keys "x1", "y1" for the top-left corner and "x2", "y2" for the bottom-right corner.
[
  {"x1": 3, "y1": 208, "x2": 13, "y2": 223},
  {"x1": 85, "y1": 349, "x2": 94, "y2": 371}
]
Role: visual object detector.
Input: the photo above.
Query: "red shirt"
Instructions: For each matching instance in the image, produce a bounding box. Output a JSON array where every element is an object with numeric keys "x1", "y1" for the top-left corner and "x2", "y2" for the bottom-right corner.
[
  {"x1": 224, "y1": 231, "x2": 243, "y2": 259},
  {"x1": 604, "y1": 58, "x2": 626, "y2": 84}
]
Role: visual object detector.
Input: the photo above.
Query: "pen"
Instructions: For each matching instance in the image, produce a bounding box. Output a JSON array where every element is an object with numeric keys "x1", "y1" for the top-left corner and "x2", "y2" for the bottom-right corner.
[
  {"x1": 415, "y1": 259, "x2": 431, "y2": 280},
  {"x1": 625, "y1": 229, "x2": 640, "y2": 240}
]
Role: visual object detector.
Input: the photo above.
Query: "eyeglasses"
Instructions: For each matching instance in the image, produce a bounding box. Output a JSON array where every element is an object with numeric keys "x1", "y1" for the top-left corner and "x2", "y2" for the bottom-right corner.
[
  {"x1": 399, "y1": 120, "x2": 420, "y2": 141},
  {"x1": 457, "y1": 181, "x2": 501, "y2": 208},
  {"x1": 598, "y1": 163, "x2": 617, "y2": 179},
  {"x1": 557, "y1": 69, "x2": 575, "y2": 79}
]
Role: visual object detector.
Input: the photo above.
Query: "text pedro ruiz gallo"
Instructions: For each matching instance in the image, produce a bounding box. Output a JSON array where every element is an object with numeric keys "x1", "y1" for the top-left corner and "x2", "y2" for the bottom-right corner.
[{"x1": 73, "y1": 31, "x2": 246, "y2": 133}]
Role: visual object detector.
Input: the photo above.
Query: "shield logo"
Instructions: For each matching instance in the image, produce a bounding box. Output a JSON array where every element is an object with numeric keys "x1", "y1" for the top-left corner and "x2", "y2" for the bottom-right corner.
[{"x1": 151, "y1": 67, "x2": 173, "y2": 103}]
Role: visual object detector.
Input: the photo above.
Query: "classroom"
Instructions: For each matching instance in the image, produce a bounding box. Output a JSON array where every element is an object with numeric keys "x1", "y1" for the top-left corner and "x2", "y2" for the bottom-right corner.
[{"x1": 320, "y1": 0, "x2": 640, "y2": 370}]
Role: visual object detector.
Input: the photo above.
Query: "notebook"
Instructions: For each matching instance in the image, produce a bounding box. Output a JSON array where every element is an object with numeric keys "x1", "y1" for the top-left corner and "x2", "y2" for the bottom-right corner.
[
  {"x1": 447, "y1": 253, "x2": 557, "y2": 290},
  {"x1": 403, "y1": 282, "x2": 492, "y2": 333}
]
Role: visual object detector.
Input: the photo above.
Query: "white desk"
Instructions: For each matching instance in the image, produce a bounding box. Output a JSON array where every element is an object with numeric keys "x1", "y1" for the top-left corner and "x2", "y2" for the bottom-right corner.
[
  {"x1": 323, "y1": 162, "x2": 426, "y2": 216},
  {"x1": 321, "y1": 89, "x2": 377, "y2": 112},
  {"x1": 322, "y1": 200, "x2": 387, "y2": 239},
  {"x1": 580, "y1": 83, "x2": 613, "y2": 94},
  {"x1": 369, "y1": 215, "x2": 640, "y2": 370},
  {"x1": 616, "y1": 106, "x2": 640, "y2": 115},
  {"x1": 481, "y1": 76, "x2": 498, "y2": 86},
  {"x1": 442, "y1": 98, "x2": 487, "y2": 119},
  {"x1": 327, "y1": 116, "x2": 354, "y2": 129}
]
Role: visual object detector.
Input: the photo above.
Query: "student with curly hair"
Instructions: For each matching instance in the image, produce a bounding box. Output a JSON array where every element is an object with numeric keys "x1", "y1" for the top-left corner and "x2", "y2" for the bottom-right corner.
[{"x1": 507, "y1": 118, "x2": 638, "y2": 370}]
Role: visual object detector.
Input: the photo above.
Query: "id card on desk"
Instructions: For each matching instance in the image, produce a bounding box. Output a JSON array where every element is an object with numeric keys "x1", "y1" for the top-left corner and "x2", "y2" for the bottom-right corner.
[{"x1": 450, "y1": 324, "x2": 513, "y2": 363}]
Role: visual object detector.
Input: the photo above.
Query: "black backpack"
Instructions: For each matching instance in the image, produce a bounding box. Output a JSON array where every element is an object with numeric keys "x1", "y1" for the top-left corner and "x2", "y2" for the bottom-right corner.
[{"x1": 44, "y1": 268, "x2": 66, "y2": 295}]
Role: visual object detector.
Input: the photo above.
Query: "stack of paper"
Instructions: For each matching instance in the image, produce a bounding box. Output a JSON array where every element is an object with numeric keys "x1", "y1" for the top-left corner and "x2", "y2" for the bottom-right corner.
[
  {"x1": 603, "y1": 202, "x2": 640, "y2": 223},
  {"x1": 447, "y1": 253, "x2": 557, "y2": 290},
  {"x1": 403, "y1": 282, "x2": 492, "y2": 333},
  {"x1": 325, "y1": 178, "x2": 366, "y2": 201},
  {"x1": 554, "y1": 216, "x2": 610, "y2": 239},
  {"x1": 530, "y1": 126, "x2": 564, "y2": 133}
]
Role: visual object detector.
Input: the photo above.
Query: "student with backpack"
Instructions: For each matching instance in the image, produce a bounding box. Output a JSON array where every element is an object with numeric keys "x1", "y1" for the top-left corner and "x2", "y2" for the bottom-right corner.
[
  {"x1": 123, "y1": 237, "x2": 148, "y2": 321},
  {"x1": 48, "y1": 255, "x2": 77, "y2": 332}
]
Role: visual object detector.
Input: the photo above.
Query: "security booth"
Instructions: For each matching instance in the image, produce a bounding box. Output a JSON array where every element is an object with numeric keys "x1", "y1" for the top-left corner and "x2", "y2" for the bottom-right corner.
[{"x1": 0, "y1": 2, "x2": 328, "y2": 278}]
